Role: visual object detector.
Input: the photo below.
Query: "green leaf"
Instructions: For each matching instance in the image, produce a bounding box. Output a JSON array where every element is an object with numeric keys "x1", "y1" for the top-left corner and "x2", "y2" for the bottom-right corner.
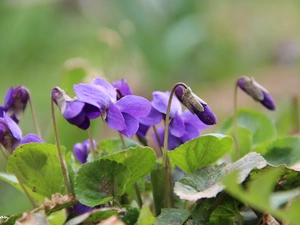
[
  {"x1": 98, "y1": 138, "x2": 140, "y2": 156},
  {"x1": 174, "y1": 152, "x2": 267, "y2": 201},
  {"x1": 75, "y1": 159, "x2": 130, "y2": 207},
  {"x1": 221, "y1": 108, "x2": 277, "y2": 145},
  {"x1": 168, "y1": 134, "x2": 233, "y2": 173},
  {"x1": 136, "y1": 205, "x2": 156, "y2": 225},
  {"x1": 208, "y1": 195, "x2": 243, "y2": 225},
  {"x1": 0, "y1": 172, "x2": 44, "y2": 202},
  {"x1": 151, "y1": 163, "x2": 165, "y2": 216},
  {"x1": 120, "y1": 206, "x2": 140, "y2": 225},
  {"x1": 65, "y1": 152, "x2": 77, "y2": 196},
  {"x1": 102, "y1": 146, "x2": 156, "y2": 186},
  {"x1": 263, "y1": 137, "x2": 300, "y2": 166},
  {"x1": 7, "y1": 143, "x2": 66, "y2": 198},
  {"x1": 155, "y1": 208, "x2": 191, "y2": 225},
  {"x1": 222, "y1": 166, "x2": 300, "y2": 225}
]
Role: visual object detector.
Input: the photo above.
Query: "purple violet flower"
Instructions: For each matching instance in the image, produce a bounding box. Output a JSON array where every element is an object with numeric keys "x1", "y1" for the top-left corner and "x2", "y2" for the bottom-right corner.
[
  {"x1": 0, "y1": 113, "x2": 43, "y2": 152},
  {"x1": 237, "y1": 76, "x2": 276, "y2": 110},
  {"x1": 175, "y1": 85, "x2": 217, "y2": 125},
  {"x1": 51, "y1": 87, "x2": 101, "y2": 130},
  {"x1": 73, "y1": 139, "x2": 97, "y2": 164},
  {"x1": 150, "y1": 91, "x2": 210, "y2": 149},
  {"x1": 74, "y1": 78, "x2": 152, "y2": 137},
  {"x1": 1, "y1": 86, "x2": 29, "y2": 123}
]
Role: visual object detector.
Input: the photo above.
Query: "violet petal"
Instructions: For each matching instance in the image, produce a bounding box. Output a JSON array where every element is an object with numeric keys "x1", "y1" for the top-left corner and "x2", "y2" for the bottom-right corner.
[{"x1": 116, "y1": 95, "x2": 151, "y2": 117}]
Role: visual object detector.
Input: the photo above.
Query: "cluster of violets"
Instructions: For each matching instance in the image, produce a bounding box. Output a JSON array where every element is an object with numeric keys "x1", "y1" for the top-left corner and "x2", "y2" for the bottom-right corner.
[
  {"x1": 0, "y1": 76, "x2": 275, "y2": 215},
  {"x1": 0, "y1": 86, "x2": 44, "y2": 153}
]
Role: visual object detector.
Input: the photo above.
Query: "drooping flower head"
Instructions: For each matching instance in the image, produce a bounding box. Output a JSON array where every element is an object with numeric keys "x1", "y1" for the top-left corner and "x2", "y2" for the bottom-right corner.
[
  {"x1": 0, "y1": 113, "x2": 43, "y2": 152},
  {"x1": 1, "y1": 86, "x2": 29, "y2": 123},
  {"x1": 74, "y1": 78, "x2": 152, "y2": 137},
  {"x1": 237, "y1": 76, "x2": 276, "y2": 110},
  {"x1": 151, "y1": 91, "x2": 210, "y2": 150},
  {"x1": 73, "y1": 139, "x2": 97, "y2": 164},
  {"x1": 174, "y1": 84, "x2": 217, "y2": 125},
  {"x1": 51, "y1": 87, "x2": 101, "y2": 130}
]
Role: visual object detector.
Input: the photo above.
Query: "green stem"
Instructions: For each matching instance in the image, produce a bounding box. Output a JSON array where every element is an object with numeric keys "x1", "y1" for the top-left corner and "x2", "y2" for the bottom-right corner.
[
  {"x1": 28, "y1": 94, "x2": 41, "y2": 137},
  {"x1": 163, "y1": 82, "x2": 188, "y2": 208},
  {"x1": 207, "y1": 192, "x2": 226, "y2": 215},
  {"x1": 118, "y1": 132, "x2": 143, "y2": 208},
  {"x1": 292, "y1": 95, "x2": 299, "y2": 135},
  {"x1": 153, "y1": 125, "x2": 163, "y2": 156},
  {"x1": 0, "y1": 144, "x2": 8, "y2": 160},
  {"x1": 51, "y1": 98, "x2": 73, "y2": 196},
  {"x1": 88, "y1": 127, "x2": 96, "y2": 160},
  {"x1": 233, "y1": 83, "x2": 240, "y2": 159}
]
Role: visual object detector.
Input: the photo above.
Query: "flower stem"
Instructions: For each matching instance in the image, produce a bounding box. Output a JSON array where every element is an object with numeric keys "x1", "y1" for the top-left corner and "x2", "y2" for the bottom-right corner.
[
  {"x1": 118, "y1": 132, "x2": 143, "y2": 208},
  {"x1": 0, "y1": 145, "x2": 37, "y2": 208},
  {"x1": 152, "y1": 125, "x2": 163, "y2": 155},
  {"x1": 28, "y1": 94, "x2": 41, "y2": 137},
  {"x1": 88, "y1": 127, "x2": 96, "y2": 160},
  {"x1": 163, "y1": 82, "x2": 187, "y2": 208},
  {"x1": 292, "y1": 95, "x2": 299, "y2": 135},
  {"x1": 233, "y1": 83, "x2": 240, "y2": 159},
  {"x1": 51, "y1": 98, "x2": 73, "y2": 196}
]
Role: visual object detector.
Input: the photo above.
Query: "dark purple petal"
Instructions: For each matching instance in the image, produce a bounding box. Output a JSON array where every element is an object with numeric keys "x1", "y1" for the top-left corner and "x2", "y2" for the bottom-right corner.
[
  {"x1": 181, "y1": 110, "x2": 210, "y2": 130},
  {"x1": 112, "y1": 78, "x2": 133, "y2": 97},
  {"x1": 116, "y1": 95, "x2": 151, "y2": 118},
  {"x1": 136, "y1": 123, "x2": 150, "y2": 137},
  {"x1": 106, "y1": 103, "x2": 126, "y2": 131},
  {"x1": 4, "y1": 87, "x2": 14, "y2": 106},
  {"x1": 0, "y1": 106, "x2": 6, "y2": 117},
  {"x1": 73, "y1": 203, "x2": 93, "y2": 215},
  {"x1": 169, "y1": 114, "x2": 185, "y2": 137},
  {"x1": 119, "y1": 113, "x2": 139, "y2": 138},
  {"x1": 91, "y1": 78, "x2": 117, "y2": 100},
  {"x1": 73, "y1": 143, "x2": 88, "y2": 163},
  {"x1": 152, "y1": 126, "x2": 182, "y2": 150},
  {"x1": 261, "y1": 92, "x2": 276, "y2": 110},
  {"x1": 152, "y1": 91, "x2": 182, "y2": 117},
  {"x1": 181, "y1": 123, "x2": 200, "y2": 142},
  {"x1": 20, "y1": 134, "x2": 44, "y2": 145},
  {"x1": 82, "y1": 102, "x2": 101, "y2": 119},
  {"x1": 194, "y1": 104, "x2": 217, "y2": 125},
  {"x1": 67, "y1": 116, "x2": 90, "y2": 130},
  {"x1": 237, "y1": 78, "x2": 247, "y2": 93},
  {"x1": 137, "y1": 107, "x2": 163, "y2": 126},
  {"x1": 74, "y1": 84, "x2": 112, "y2": 108}
]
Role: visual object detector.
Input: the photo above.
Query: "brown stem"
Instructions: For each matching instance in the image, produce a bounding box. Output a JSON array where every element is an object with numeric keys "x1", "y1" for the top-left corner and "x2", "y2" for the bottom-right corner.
[{"x1": 51, "y1": 98, "x2": 73, "y2": 196}]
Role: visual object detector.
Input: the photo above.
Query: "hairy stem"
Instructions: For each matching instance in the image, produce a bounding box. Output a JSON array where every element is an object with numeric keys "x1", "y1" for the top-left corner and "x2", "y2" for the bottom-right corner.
[
  {"x1": 152, "y1": 125, "x2": 163, "y2": 156},
  {"x1": 163, "y1": 82, "x2": 188, "y2": 208},
  {"x1": 51, "y1": 98, "x2": 73, "y2": 196},
  {"x1": 88, "y1": 127, "x2": 96, "y2": 160},
  {"x1": 292, "y1": 95, "x2": 299, "y2": 135},
  {"x1": 233, "y1": 84, "x2": 240, "y2": 159},
  {"x1": 28, "y1": 94, "x2": 41, "y2": 137}
]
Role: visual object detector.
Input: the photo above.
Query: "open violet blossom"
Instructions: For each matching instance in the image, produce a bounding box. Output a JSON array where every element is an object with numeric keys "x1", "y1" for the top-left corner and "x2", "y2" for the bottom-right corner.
[
  {"x1": 112, "y1": 78, "x2": 163, "y2": 138},
  {"x1": 73, "y1": 78, "x2": 152, "y2": 138},
  {"x1": 0, "y1": 113, "x2": 44, "y2": 152},
  {"x1": 51, "y1": 87, "x2": 101, "y2": 130},
  {"x1": 73, "y1": 139, "x2": 97, "y2": 164},
  {"x1": 237, "y1": 76, "x2": 276, "y2": 110},
  {"x1": 150, "y1": 91, "x2": 211, "y2": 149},
  {"x1": 175, "y1": 85, "x2": 217, "y2": 125},
  {"x1": 0, "y1": 86, "x2": 29, "y2": 123}
]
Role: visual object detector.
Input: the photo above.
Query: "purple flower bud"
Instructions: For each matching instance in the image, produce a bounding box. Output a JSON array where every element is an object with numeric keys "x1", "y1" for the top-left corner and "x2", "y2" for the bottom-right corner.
[
  {"x1": 175, "y1": 85, "x2": 217, "y2": 125},
  {"x1": 112, "y1": 78, "x2": 133, "y2": 100},
  {"x1": 2, "y1": 86, "x2": 29, "y2": 123},
  {"x1": 237, "y1": 76, "x2": 276, "y2": 110},
  {"x1": 51, "y1": 87, "x2": 101, "y2": 130},
  {"x1": 73, "y1": 139, "x2": 97, "y2": 164}
]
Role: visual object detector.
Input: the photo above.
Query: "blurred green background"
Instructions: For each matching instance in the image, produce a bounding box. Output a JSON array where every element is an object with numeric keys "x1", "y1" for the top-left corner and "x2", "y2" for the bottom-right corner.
[{"x1": 0, "y1": 0, "x2": 299, "y2": 215}]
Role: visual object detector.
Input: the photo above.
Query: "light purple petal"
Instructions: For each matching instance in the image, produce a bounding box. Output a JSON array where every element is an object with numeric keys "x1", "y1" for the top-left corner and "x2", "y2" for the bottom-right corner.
[
  {"x1": 73, "y1": 142, "x2": 88, "y2": 164},
  {"x1": 137, "y1": 107, "x2": 163, "y2": 126},
  {"x1": 4, "y1": 87, "x2": 13, "y2": 106},
  {"x1": 181, "y1": 123, "x2": 200, "y2": 142},
  {"x1": 112, "y1": 78, "x2": 133, "y2": 96},
  {"x1": 116, "y1": 95, "x2": 151, "y2": 117},
  {"x1": 152, "y1": 91, "x2": 182, "y2": 117},
  {"x1": 62, "y1": 101, "x2": 85, "y2": 119},
  {"x1": 119, "y1": 113, "x2": 139, "y2": 138},
  {"x1": 152, "y1": 126, "x2": 182, "y2": 150},
  {"x1": 4, "y1": 114, "x2": 22, "y2": 141},
  {"x1": 106, "y1": 103, "x2": 126, "y2": 131},
  {"x1": 20, "y1": 134, "x2": 44, "y2": 145},
  {"x1": 92, "y1": 78, "x2": 117, "y2": 100},
  {"x1": 74, "y1": 84, "x2": 111, "y2": 108},
  {"x1": 169, "y1": 114, "x2": 185, "y2": 137}
]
